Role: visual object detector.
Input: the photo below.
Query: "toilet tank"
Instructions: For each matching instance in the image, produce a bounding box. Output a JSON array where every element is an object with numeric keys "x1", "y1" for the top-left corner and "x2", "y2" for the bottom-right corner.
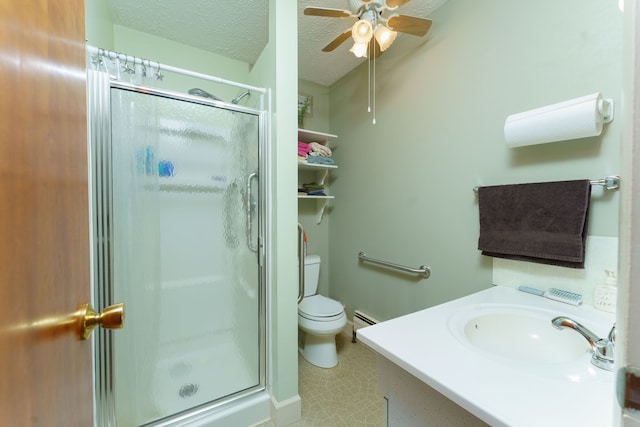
[{"x1": 303, "y1": 254, "x2": 321, "y2": 297}]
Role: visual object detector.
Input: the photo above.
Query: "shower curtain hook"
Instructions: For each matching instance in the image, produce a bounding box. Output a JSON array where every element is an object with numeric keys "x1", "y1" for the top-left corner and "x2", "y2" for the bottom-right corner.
[
  {"x1": 155, "y1": 61, "x2": 164, "y2": 81},
  {"x1": 91, "y1": 49, "x2": 103, "y2": 70},
  {"x1": 122, "y1": 54, "x2": 135, "y2": 74}
]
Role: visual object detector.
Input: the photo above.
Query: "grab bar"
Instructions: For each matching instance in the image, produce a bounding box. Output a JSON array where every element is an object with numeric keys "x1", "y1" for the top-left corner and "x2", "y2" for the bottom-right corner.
[
  {"x1": 298, "y1": 223, "x2": 305, "y2": 304},
  {"x1": 358, "y1": 252, "x2": 431, "y2": 279},
  {"x1": 472, "y1": 175, "x2": 620, "y2": 196}
]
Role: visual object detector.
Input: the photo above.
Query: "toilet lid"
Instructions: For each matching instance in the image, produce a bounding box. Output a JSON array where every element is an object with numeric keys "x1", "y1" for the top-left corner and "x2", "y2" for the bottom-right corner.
[{"x1": 299, "y1": 295, "x2": 344, "y2": 317}]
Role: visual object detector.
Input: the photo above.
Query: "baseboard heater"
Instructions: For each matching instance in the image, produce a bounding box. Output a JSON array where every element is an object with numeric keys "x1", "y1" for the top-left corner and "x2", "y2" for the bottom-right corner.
[{"x1": 352, "y1": 310, "x2": 379, "y2": 343}]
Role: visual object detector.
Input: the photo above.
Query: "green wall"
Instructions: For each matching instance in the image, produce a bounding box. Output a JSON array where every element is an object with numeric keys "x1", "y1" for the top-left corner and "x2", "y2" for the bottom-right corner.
[
  {"x1": 85, "y1": 0, "x2": 114, "y2": 50},
  {"x1": 112, "y1": 26, "x2": 250, "y2": 103},
  {"x1": 299, "y1": 80, "x2": 331, "y2": 133},
  {"x1": 252, "y1": 0, "x2": 300, "y2": 405},
  {"x1": 328, "y1": 0, "x2": 623, "y2": 322}
]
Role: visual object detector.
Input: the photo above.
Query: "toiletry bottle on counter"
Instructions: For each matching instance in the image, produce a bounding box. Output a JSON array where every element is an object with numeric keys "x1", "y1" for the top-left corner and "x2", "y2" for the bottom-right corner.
[{"x1": 593, "y1": 269, "x2": 617, "y2": 313}]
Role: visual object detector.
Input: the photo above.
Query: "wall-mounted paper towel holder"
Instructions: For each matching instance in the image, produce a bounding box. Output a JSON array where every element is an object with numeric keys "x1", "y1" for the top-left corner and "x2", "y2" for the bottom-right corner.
[
  {"x1": 504, "y1": 93, "x2": 614, "y2": 148},
  {"x1": 599, "y1": 98, "x2": 614, "y2": 124}
]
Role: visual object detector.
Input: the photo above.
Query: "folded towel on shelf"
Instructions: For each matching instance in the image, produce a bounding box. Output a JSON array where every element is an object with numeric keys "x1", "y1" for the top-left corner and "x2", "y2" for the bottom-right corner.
[
  {"x1": 298, "y1": 142, "x2": 311, "y2": 159},
  {"x1": 297, "y1": 185, "x2": 326, "y2": 196},
  {"x1": 298, "y1": 141, "x2": 310, "y2": 151},
  {"x1": 309, "y1": 142, "x2": 332, "y2": 157},
  {"x1": 477, "y1": 179, "x2": 591, "y2": 268},
  {"x1": 307, "y1": 155, "x2": 335, "y2": 165},
  {"x1": 303, "y1": 182, "x2": 324, "y2": 191}
]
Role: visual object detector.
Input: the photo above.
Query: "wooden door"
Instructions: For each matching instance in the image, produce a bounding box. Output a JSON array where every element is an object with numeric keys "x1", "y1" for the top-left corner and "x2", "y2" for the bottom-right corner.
[
  {"x1": 0, "y1": 1, "x2": 93, "y2": 425},
  {"x1": 620, "y1": 1, "x2": 640, "y2": 426}
]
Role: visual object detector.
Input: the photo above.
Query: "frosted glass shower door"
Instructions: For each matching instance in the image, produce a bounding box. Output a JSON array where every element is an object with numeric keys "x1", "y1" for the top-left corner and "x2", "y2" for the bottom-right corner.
[{"x1": 107, "y1": 86, "x2": 264, "y2": 426}]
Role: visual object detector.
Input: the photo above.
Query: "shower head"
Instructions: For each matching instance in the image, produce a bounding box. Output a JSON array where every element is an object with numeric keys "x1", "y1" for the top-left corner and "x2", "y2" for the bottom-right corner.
[
  {"x1": 231, "y1": 90, "x2": 251, "y2": 104},
  {"x1": 188, "y1": 88, "x2": 222, "y2": 101}
]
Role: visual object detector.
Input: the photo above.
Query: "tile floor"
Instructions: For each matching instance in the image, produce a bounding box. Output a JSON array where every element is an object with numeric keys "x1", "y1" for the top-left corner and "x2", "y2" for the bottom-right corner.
[{"x1": 257, "y1": 331, "x2": 384, "y2": 427}]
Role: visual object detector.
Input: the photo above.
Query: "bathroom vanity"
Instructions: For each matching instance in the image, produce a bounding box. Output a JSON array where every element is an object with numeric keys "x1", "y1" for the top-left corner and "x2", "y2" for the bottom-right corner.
[{"x1": 357, "y1": 285, "x2": 616, "y2": 427}]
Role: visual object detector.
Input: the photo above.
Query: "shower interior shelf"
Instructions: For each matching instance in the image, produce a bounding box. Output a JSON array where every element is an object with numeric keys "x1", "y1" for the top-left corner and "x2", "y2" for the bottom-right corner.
[
  {"x1": 157, "y1": 176, "x2": 226, "y2": 193},
  {"x1": 298, "y1": 128, "x2": 337, "y2": 224}
]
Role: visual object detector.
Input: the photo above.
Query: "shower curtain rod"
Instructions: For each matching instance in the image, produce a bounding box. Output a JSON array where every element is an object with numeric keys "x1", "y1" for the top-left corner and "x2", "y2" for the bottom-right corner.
[{"x1": 86, "y1": 44, "x2": 266, "y2": 95}]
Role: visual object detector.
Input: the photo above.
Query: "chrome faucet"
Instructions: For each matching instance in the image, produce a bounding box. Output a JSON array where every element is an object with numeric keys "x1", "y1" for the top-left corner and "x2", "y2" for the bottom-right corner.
[{"x1": 551, "y1": 316, "x2": 616, "y2": 371}]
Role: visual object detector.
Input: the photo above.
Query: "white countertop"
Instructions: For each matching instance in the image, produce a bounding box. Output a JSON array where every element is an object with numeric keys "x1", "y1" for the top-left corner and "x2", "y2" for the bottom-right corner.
[{"x1": 357, "y1": 285, "x2": 617, "y2": 427}]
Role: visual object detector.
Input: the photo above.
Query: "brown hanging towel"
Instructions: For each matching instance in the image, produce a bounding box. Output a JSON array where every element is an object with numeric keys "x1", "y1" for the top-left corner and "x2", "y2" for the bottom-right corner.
[{"x1": 477, "y1": 179, "x2": 591, "y2": 269}]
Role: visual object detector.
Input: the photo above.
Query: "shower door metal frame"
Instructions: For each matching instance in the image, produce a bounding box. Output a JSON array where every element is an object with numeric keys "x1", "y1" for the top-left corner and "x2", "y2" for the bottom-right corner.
[{"x1": 88, "y1": 70, "x2": 268, "y2": 426}]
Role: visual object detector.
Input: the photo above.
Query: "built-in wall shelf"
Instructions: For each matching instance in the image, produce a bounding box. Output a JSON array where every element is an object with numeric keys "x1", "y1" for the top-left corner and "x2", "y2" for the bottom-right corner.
[
  {"x1": 297, "y1": 160, "x2": 338, "y2": 171},
  {"x1": 298, "y1": 128, "x2": 338, "y2": 224},
  {"x1": 298, "y1": 129, "x2": 338, "y2": 144},
  {"x1": 158, "y1": 176, "x2": 226, "y2": 194},
  {"x1": 298, "y1": 195, "x2": 335, "y2": 199}
]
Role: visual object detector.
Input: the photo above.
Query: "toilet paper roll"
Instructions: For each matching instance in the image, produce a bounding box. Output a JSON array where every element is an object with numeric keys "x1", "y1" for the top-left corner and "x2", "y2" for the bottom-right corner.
[{"x1": 504, "y1": 93, "x2": 611, "y2": 148}]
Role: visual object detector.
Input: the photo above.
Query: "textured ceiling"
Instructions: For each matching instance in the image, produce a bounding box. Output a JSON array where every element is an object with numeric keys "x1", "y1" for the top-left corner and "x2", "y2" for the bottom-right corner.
[
  {"x1": 106, "y1": 0, "x2": 269, "y2": 65},
  {"x1": 106, "y1": 0, "x2": 448, "y2": 87}
]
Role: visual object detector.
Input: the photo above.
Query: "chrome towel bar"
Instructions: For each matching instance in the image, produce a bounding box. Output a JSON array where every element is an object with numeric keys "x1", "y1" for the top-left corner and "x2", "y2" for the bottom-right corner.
[
  {"x1": 358, "y1": 252, "x2": 431, "y2": 279},
  {"x1": 473, "y1": 175, "x2": 620, "y2": 196}
]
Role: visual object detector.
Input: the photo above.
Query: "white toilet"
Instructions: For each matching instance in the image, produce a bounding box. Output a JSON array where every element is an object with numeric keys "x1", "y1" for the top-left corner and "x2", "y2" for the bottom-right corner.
[{"x1": 298, "y1": 254, "x2": 347, "y2": 368}]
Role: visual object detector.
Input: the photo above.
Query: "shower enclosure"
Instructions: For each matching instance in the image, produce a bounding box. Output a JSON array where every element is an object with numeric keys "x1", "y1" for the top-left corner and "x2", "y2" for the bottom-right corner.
[{"x1": 88, "y1": 64, "x2": 267, "y2": 426}]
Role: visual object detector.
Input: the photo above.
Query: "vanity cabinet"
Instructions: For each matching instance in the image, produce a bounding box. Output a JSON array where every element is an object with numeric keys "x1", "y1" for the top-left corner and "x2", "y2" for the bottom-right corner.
[
  {"x1": 298, "y1": 129, "x2": 337, "y2": 224},
  {"x1": 376, "y1": 356, "x2": 487, "y2": 427}
]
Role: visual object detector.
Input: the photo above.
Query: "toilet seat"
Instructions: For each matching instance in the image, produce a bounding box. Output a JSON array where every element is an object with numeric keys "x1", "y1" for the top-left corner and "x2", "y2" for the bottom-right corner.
[{"x1": 299, "y1": 295, "x2": 344, "y2": 321}]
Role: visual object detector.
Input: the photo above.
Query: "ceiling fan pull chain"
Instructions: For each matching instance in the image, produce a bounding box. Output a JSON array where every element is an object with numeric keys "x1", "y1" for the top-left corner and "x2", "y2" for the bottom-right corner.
[
  {"x1": 372, "y1": 50, "x2": 376, "y2": 125},
  {"x1": 367, "y1": 50, "x2": 371, "y2": 113},
  {"x1": 369, "y1": 14, "x2": 378, "y2": 125}
]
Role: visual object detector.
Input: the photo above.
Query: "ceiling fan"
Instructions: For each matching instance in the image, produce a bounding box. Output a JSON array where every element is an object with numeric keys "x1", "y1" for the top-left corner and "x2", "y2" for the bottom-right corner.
[{"x1": 304, "y1": 0, "x2": 433, "y2": 58}]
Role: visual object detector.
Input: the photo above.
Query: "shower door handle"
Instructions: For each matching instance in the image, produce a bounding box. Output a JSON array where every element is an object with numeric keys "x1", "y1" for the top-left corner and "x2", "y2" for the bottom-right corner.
[{"x1": 246, "y1": 172, "x2": 258, "y2": 253}]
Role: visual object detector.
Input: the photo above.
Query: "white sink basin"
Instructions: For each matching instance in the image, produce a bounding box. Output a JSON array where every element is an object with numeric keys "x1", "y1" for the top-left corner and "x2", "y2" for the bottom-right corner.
[
  {"x1": 461, "y1": 310, "x2": 590, "y2": 363},
  {"x1": 447, "y1": 303, "x2": 605, "y2": 379}
]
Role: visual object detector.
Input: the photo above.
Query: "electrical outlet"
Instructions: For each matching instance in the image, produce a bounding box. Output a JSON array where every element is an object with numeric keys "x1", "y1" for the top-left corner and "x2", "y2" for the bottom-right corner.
[{"x1": 594, "y1": 287, "x2": 617, "y2": 313}]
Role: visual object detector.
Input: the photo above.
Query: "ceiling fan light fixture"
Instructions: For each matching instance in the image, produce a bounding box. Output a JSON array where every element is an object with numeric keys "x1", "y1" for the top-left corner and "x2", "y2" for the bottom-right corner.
[
  {"x1": 349, "y1": 40, "x2": 369, "y2": 58},
  {"x1": 306, "y1": 0, "x2": 434, "y2": 124},
  {"x1": 374, "y1": 24, "x2": 397, "y2": 51},
  {"x1": 351, "y1": 19, "x2": 374, "y2": 43}
]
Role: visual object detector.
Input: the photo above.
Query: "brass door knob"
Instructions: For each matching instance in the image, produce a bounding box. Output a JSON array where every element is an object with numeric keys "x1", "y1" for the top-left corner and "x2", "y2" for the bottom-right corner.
[{"x1": 78, "y1": 303, "x2": 125, "y2": 340}]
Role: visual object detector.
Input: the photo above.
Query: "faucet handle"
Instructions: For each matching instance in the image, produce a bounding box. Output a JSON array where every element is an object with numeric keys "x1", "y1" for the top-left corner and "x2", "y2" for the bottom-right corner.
[{"x1": 608, "y1": 323, "x2": 616, "y2": 344}]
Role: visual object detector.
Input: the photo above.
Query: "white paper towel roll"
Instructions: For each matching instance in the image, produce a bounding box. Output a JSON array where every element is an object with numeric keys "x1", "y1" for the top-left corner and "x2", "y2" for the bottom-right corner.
[{"x1": 504, "y1": 93, "x2": 613, "y2": 147}]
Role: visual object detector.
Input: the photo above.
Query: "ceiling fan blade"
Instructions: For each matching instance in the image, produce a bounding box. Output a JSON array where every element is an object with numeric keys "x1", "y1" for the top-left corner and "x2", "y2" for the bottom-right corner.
[
  {"x1": 385, "y1": 0, "x2": 411, "y2": 8},
  {"x1": 386, "y1": 15, "x2": 432, "y2": 37},
  {"x1": 304, "y1": 7, "x2": 353, "y2": 18},
  {"x1": 322, "y1": 29, "x2": 353, "y2": 52}
]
